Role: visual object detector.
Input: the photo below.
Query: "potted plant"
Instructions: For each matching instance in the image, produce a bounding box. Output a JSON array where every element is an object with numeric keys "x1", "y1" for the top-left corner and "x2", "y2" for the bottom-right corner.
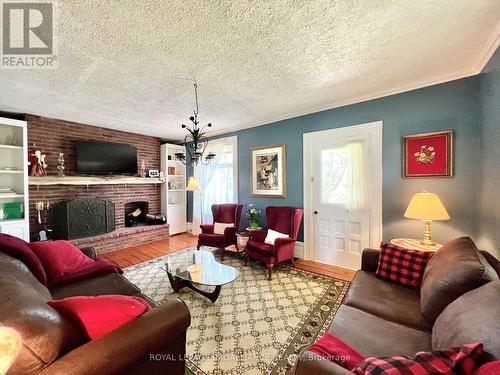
[{"x1": 246, "y1": 204, "x2": 262, "y2": 230}]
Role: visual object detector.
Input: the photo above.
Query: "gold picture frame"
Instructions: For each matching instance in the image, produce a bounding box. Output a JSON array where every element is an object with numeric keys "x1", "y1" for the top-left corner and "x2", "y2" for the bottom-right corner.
[
  {"x1": 250, "y1": 144, "x2": 286, "y2": 198},
  {"x1": 402, "y1": 130, "x2": 453, "y2": 178}
]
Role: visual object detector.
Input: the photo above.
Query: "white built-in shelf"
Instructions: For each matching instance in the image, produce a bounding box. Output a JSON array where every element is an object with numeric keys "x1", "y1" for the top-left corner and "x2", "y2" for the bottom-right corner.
[
  {"x1": 168, "y1": 189, "x2": 185, "y2": 192},
  {"x1": 168, "y1": 203, "x2": 185, "y2": 207},
  {"x1": 0, "y1": 170, "x2": 23, "y2": 174},
  {"x1": 29, "y1": 176, "x2": 164, "y2": 186},
  {"x1": 0, "y1": 193, "x2": 24, "y2": 199},
  {"x1": 0, "y1": 144, "x2": 23, "y2": 150},
  {"x1": 0, "y1": 218, "x2": 26, "y2": 224}
]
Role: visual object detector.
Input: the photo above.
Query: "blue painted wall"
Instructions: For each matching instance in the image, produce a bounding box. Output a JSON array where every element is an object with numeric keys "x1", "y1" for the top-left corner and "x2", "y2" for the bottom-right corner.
[
  {"x1": 478, "y1": 48, "x2": 500, "y2": 256},
  {"x1": 188, "y1": 75, "x2": 485, "y2": 245}
]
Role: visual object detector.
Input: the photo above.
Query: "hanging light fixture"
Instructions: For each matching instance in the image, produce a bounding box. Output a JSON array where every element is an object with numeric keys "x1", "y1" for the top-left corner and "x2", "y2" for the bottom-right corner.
[{"x1": 174, "y1": 83, "x2": 216, "y2": 166}]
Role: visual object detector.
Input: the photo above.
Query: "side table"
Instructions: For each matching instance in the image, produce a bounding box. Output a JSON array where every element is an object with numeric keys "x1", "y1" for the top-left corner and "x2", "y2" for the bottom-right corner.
[
  {"x1": 236, "y1": 231, "x2": 251, "y2": 252},
  {"x1": 391, "y1": 238, "x2": 442, "y2": 252}
]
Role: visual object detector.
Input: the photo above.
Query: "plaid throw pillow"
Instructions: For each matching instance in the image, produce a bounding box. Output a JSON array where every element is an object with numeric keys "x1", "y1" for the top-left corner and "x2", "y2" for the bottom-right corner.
[
  {"x1": 353, "y1": 343, "x2": 485, "y2": 375},
  {"x1": 375, "y1": 242, "x2": 434, "y2": 288}
]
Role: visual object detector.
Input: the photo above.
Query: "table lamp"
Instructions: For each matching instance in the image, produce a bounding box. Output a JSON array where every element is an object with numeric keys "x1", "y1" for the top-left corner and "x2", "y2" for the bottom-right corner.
[
  {"x1": 404, "y1": 191, "x2": 450, "y2": 246},
  {"x1": 0, "y1": 327, "x2": 22, "y2": 375}
]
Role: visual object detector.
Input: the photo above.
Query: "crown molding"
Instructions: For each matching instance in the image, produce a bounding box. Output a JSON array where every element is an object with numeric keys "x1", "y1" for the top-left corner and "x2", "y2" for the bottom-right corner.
[{"x1": 472, "y1": 25, "x2": 500, "y2": 74}]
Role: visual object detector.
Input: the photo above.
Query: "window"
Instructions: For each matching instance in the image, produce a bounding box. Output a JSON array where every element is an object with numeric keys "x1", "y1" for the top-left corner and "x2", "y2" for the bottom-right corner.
[
  {"x1": 192, "y1": 136, "x2": 238, "y2": 231},
  {"x1": 321, "y1": 147, "x2": 349, "y2": 205}
]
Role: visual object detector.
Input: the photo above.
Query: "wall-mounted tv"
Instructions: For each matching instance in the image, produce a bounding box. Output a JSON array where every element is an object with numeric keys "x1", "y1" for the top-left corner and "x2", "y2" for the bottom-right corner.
[{"x1": 76, "y1": 141, "x2": 138, "y2": 175}]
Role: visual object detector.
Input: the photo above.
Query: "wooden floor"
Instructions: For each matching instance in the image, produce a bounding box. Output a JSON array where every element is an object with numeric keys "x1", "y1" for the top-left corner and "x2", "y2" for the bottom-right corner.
[{"x1": 100, "y1": 232, "x2": 356, "y2": 282}]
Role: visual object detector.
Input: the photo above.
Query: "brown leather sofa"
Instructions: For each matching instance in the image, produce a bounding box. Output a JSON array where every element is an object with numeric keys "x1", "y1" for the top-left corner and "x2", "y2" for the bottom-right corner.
[
  {"x1": 0, "y1": 246, "x2": 191, "y2": 375},
  {"x1": 291, "y1": 237, "x2": 500, "y2": 374}
]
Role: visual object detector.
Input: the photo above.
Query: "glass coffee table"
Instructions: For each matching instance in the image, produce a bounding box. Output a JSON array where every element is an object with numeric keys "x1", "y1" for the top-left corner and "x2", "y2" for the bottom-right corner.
[{"x1": 160, "y1": 250, "x2": 239, "y2": 303}]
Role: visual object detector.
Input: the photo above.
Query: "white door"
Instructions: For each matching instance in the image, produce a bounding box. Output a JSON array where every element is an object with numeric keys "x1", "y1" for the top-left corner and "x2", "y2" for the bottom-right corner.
[
  {"x1": 304, "y1": 122, "x2": 382, "y2": 270},
  {"x1": 312, "y1": 140, "x2": 369, "y2": 269}
]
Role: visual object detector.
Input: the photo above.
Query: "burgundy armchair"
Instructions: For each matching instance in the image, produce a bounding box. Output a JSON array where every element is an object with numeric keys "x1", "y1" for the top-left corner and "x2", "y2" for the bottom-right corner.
[
  {"x1": 197, "y1": 203, "x2": 244, "y2": 260},
  {"x1": 244, "y1": 206, "x2": 304, "y2": 280}
]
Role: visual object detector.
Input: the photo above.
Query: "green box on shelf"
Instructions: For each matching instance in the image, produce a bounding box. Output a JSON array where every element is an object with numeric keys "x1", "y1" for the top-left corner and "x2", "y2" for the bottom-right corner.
[{"x1": 3, "y1": 202, "x2": 23, "y2": 219}]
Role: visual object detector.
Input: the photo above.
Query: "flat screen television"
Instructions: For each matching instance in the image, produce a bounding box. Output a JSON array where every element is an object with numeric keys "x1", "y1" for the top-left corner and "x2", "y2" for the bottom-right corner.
[{"x1": 76, "y1": 141, "x2": 138, "y2": 175}]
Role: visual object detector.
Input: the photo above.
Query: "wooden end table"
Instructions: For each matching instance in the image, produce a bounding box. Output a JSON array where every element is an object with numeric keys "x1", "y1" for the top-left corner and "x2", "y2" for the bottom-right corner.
[{"x1": 391, "y1": 238, "x2": 443, "y2": 252}]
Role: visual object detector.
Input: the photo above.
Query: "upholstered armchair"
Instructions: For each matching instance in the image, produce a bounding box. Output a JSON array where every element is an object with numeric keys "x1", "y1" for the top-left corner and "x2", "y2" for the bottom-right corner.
[
  {"x1": 197, "y1": 203, "x2": 244, "y2": 260},
  {"x1": 244, "y1": 206, "x2": 304, "y2": 280}
]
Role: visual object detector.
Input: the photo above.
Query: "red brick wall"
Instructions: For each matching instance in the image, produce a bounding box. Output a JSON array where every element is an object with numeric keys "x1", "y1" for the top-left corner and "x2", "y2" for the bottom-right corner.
[{"x1": 27, "y1": 115, "x2": 163, "y2": 242}]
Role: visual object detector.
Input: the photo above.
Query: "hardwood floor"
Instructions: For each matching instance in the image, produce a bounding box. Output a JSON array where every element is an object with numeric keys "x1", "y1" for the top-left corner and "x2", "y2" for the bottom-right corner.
[
  {"x1": 100, "y1": 233, "x2": 199, "y2": 268},
  {"x1": 100, "y1": 232, "x2": 356, "y2": 282}
]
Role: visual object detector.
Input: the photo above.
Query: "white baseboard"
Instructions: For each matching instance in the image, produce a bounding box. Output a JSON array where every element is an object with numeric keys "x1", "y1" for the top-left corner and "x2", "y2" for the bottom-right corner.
[
  {"x1": 187, "y1": 222, "x2": 193, "y2": 233},
  {"x1": 294, "y1": 241, "x2": 304, "y2": 259}
]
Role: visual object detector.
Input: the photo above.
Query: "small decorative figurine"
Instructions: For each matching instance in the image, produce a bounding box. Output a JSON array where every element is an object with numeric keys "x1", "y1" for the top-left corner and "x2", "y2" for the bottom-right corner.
[
  {"x1": 57, "y1": 153, "x2": 65, "y2": 177},
  {"x1": 29, "y1": 150, "x2": 47, "y2": 176},
  {"x1": 159, "y1": 171, "x2": 166, "y2": 183}
]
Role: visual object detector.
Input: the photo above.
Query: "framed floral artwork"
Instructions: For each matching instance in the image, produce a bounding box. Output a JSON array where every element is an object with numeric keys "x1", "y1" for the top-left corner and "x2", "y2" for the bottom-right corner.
[
  {"x1": 250, "y1": 144, "x2": 286, "y2": 198},
  {"x1": 403, "y1": 130, "x2": 453, "y2": 178}
]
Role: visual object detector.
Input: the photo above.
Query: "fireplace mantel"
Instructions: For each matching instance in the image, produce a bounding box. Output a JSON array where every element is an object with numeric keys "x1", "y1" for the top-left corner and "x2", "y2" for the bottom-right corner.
[{"x1": 29, "y1": 176, "x2": 164, "y2": 186}]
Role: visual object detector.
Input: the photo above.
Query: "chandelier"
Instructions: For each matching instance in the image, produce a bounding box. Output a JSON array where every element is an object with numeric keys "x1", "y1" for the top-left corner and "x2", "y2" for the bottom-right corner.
[{"x1": 174, "y1": 83, "x2": 216, "y2": 166}]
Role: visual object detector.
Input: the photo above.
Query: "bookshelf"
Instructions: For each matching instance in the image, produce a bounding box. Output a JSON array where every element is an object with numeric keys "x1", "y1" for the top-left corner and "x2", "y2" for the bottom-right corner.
[
  {"x1": 160, "y1": 143, "x2": 187, "y2": 235},
  {"x1": 0, "y1": 117, "x2": 29, "y2": 241}
]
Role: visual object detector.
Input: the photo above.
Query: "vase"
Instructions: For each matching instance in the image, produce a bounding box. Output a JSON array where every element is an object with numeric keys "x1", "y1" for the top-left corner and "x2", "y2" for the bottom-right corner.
[{"x1": 250, "y1": 222, "x2": 259, "y2": 230}]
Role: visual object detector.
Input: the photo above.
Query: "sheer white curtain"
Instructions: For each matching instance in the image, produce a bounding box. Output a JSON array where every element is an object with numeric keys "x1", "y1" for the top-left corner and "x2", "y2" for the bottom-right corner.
[
  {"x1": 346, "y1": 141, "x2": 370, "y2": 211},
  {"x1": 192, "y1": 136, "x2": 238, "y2": 235}
]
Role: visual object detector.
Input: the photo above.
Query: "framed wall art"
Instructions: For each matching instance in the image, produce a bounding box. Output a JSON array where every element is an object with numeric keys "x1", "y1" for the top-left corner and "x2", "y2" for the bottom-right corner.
[
  {"x1": 250, "y1": 144, "x2": 286, "y2": 198},
  {"x1": 403, "y1": 130, "x2": 453, "y2": 178}
]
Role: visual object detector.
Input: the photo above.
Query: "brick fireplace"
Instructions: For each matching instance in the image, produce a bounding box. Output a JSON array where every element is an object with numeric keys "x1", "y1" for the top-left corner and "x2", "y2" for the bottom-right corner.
[{"x1": 27, "y1": 115, "x2": 169, "y2": 253}]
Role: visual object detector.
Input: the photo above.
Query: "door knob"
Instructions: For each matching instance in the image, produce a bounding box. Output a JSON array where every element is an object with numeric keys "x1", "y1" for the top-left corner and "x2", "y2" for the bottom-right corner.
[{"x1": 314, "y1": 210, "x2": 318, "y2": 214}]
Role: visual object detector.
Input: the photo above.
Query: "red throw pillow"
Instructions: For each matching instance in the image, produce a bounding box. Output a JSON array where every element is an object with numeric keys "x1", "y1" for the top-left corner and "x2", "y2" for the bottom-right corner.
[
  {"x1": 353, "y1": 343, "x2": 485, "y2": 375},
  {"x1": 309, "y1": 332, "x2": 365, "y2": 370},
  {"x1": 376, "y1": 242, "x2": 434, "y2": 288},
  {"x1": 30, "y1": 240, "x2": 94, "y2": 283},
  {"x1": 0, "y1": 233, "x2": 47, "y2": 285},
  {"x1": 48, "y1": 295, "x2": 152, "y2": 340}
]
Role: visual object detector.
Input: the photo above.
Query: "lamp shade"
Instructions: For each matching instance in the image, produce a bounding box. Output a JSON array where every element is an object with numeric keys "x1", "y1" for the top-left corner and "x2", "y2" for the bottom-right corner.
[
  {"x1": 404, "y1": 192, "x2": 450, "y2": 221},
  {"x1": 186, "y1": 176, "x2": 200, "y2": 192}
]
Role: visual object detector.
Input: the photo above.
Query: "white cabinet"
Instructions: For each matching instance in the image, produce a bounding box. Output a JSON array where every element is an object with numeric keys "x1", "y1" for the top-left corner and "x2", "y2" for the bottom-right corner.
[
  {"x1": 161, "y1": 143, "x2": 187, "y2": 235},
  {"x1": 0, "y1": 117, "x2": 29, "y2": 241},
  {"x1": 0, "y1": 220, "x2": 28, "y2": 240}
]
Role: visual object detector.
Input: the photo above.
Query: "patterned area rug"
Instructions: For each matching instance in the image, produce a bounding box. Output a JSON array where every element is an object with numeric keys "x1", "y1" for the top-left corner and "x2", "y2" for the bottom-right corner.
[{"x1": 123, "y1": 247, "x2": 349, "y2": 375}]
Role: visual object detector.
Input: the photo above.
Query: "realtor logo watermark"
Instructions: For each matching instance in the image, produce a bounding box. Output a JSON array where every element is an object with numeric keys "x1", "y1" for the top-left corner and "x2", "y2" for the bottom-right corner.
[{"x1": 1, "y1": 0, "x2": 58, "y2": 68}]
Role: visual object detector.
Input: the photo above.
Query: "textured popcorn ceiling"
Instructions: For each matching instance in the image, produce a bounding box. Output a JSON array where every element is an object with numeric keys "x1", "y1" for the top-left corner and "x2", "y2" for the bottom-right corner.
[{"x1": 0, "y1": 0, "x2": 499, "y2": 140}]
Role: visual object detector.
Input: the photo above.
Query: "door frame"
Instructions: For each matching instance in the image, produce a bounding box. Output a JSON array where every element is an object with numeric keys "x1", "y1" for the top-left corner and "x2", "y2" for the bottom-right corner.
[{"x1": 303, "y1": 121, "x2": 383, "y2": 262}]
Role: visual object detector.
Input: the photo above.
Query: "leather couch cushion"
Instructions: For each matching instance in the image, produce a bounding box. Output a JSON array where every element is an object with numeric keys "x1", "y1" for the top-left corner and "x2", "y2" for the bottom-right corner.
[
  {"x1": 51, "y1": 272, "x2": 141, "y2": 299},
  {"x1": 432, "y1": 281, "x2": 500, "y2": 359},
  {"x1": 0, "y1": 253, "x2": 84, "y2": 374},
  {"x1": 344, "y1": 271, "x2": 431, "y2": 331},
  {"x1": 329, "y1": 305, "x2": 432, "y2": 357},
  {"x1": 420, "y1": 237, "x2": 498, "y2": 323}
]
